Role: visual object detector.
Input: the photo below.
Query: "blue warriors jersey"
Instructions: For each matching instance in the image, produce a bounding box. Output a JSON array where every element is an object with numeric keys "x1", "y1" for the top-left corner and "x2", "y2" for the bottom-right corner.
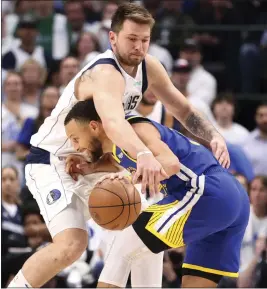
[{"x1": 112, "y1": 115, "x2": 221, "y2": 200}]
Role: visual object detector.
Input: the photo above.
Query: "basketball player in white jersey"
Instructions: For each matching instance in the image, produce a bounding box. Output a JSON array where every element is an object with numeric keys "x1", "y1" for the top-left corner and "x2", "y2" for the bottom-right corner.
[{"x1": 8, "y1": 3, "x2": 230, "y2": 288}]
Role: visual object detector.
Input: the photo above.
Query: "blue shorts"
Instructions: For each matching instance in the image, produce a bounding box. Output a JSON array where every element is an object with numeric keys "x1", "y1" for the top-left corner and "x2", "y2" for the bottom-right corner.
[{"x1": 133, "y1": 168, "x2": 250, "y2": 280}]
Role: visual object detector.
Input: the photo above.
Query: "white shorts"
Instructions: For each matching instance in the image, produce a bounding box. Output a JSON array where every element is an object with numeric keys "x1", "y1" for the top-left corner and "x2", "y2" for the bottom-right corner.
[
  {"x1": 99, "y1": 225, "x2": 163, "y2": 287},
  {"x1": 25, "y1": 154, "x2": 110, "y2": 237}
]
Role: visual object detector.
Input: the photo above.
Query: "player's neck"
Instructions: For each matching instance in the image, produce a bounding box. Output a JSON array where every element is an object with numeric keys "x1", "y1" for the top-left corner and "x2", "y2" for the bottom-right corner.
[
  {"x1": 253, "y1": 205, "x2": 267, "y2": 218},
  {"x1": 136, "y1": 103, "x2": 155, "y2": 117},
  {"x1": 119, "y1": 62, "x2": 138, "y2": 78},
  {"x1": 101, "y1": 137, "x2": 113, "y2": 154}
]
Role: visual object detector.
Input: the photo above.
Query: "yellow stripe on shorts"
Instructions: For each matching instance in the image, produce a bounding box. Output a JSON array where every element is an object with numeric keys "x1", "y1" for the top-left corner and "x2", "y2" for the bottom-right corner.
[{"x1": 145, "y1": 202, "x2": 192, "y2": 248}]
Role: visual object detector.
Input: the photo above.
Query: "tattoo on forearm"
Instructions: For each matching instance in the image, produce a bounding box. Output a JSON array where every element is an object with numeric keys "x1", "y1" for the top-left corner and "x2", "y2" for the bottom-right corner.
[{"x1": 185, "y1": 112, "x2": 218, "y2": 142}]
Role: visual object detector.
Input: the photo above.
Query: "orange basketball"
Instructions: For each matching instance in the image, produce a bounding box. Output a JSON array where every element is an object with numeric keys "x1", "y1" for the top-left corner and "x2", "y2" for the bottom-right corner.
[{"x1": 89, "y1": 177, "x2": 141, "y2": 230}]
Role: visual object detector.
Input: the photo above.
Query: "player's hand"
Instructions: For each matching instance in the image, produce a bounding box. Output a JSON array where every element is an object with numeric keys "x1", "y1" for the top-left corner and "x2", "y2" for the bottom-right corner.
[
  {"x1": 97, "y1": 172, "x2": 128, "y2": 184},
  {"x1": 65, "y1": 154, "x2": 89, "y2": 181},
  {"x1": 210, "y1": 136, "x2": 230, "y2": 169},
  {"x1": 132, "y1": 152, "x2": 169, "y2": 197}
]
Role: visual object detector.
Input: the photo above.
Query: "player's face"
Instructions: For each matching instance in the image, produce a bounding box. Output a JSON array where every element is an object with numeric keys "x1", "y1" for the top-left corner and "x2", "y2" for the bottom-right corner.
[
  {"x1": 65, "y1": 120, "x2": 104, "y2": 162},
  {"x1": 110, "y1": 20, "x2": 151, "y2": 66}
]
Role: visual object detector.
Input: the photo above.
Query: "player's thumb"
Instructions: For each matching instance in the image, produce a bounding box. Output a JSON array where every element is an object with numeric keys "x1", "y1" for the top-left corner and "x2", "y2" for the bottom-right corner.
[{"x1": 160, "y1": 168, "x2": 169, "y2": 179}]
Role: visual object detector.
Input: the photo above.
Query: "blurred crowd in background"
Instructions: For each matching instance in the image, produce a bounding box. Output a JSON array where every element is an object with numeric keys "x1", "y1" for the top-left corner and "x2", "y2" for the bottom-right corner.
[{"x1": 1, "y1": 0, "x2": 267, "y2": 288}]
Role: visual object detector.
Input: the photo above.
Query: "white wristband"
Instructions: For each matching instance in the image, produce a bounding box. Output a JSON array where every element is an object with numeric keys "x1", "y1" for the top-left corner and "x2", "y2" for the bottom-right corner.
[{"x1": 137, "y1": 150, "x2": 152, "y2": 159}]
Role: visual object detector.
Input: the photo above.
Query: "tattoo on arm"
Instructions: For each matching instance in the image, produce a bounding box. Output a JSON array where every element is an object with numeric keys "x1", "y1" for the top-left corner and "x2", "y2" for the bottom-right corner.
[
  {"x1": 185, "y1": 111, "x2": 218, "y2": 142},
  {"x1": 80, "y1": 70, "x2": 92, "y2": 82}
]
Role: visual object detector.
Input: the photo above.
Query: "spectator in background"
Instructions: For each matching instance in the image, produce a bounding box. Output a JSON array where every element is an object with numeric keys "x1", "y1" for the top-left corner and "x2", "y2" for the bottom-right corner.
[
  {"x1": 88, "y1": 1, "x2": 119, "y2": 52},
  {"x1": 59, "y1": 56, "x2": 79, "y2": 94},
  {"x1": 233, "y1": 173, "x2": 249, "y2": 192},
  {"x1": 20, "y1": 59, "x2": 47, "y2": 108},
  {"x1": 148, "y1": 33, "x2": 173, "y2": 75},
  {"x1": 2, "y1": 166, "x2": 26, "y2": 258},
  {"x1": 65, "y1": 0, "x2": 91, "y2": 48},
  {"x1": 2, "y1": 72, "x2": 38, "y2": 177},
  {"x1": 238, "y1": 176, "x2": 267, "y2": 288},
  {"x1": 154, "y1": 0, "x2": 194, "y2": 58},
  {"x1": 243, "y1": 102, "x2": 267, "y2": 176},
  {"x1": 3, "y1": 0, "x2": 34, "y2": 39},
  {"x1": 179, "y1": 39, "x2": 217, "y2": 105},
  {"x1": 171, "y1": 58, "x2": 216, "y2": 124},
  {"x1": 133, "y1": 89, "x2": 180, "y2": 130},
  {"x1": 72, "y1": 31, "x2": 100, "y2": 68},
  {"x1": 16, "y1": 86, "x2": 60, "y2": 162},
  {"x1": 212, "y1": 93, "x2": 249, "y2": 146},
  {"x1": 2, "y1": 16, "x2": 46, "y2": 72},
  {"x1": 33, "y1": 0, "x2": 69, "y2": 61}
]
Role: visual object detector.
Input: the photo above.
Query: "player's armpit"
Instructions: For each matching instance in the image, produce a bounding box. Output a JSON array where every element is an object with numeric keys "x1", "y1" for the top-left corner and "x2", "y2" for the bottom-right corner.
[{"x1": 132, "y1": 122, "x2": 180, "y2": 179}]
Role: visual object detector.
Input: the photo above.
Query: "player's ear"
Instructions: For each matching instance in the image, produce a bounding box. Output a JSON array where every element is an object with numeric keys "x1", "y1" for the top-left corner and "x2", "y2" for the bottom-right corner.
[
  {"x1": 89, "y1": 120, "x2": 99, "y2": 132},
  {"x1": 109, "y1": 31, "x2": 116, "y2": 45}
]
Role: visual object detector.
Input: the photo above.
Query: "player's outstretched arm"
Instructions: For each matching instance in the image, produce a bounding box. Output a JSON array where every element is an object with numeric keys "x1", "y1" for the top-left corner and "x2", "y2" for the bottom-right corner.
[
  {"x1": 76, "y1": 64, "x2": 168, "y2": 195},
  {"x1": 146, "y1": 55, "x2": 230, "y2": 169},
  {"x1": 131, "y1": 122, "x2": 180, "y2": 193}
]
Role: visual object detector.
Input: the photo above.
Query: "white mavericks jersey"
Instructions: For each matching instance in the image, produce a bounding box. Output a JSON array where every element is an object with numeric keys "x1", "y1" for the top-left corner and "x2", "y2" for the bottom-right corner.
[{"x1": 30, "y1": 49, "x2": 148, "y2": 157}]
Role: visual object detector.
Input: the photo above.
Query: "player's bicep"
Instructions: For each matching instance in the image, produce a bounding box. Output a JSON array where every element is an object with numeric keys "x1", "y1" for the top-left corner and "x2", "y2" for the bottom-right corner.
[{"x1": 91, "y1": 65, "x2": 126, "y2": 122}]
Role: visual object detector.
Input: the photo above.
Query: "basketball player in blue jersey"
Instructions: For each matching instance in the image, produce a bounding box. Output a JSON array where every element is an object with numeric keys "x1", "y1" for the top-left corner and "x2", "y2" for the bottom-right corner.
[{"x1": 64, "y1": 99, "x2": 250, "y2": 288}]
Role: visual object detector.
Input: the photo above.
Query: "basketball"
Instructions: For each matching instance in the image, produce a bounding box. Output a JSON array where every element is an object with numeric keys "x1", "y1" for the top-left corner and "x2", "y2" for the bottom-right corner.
[{"x1": 89, "y1": 177, "x2": 142, "y2": 230}]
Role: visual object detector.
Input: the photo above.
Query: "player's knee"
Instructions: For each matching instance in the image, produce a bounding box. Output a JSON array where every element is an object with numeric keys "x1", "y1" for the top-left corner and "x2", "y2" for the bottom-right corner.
[{"x1": 54, "y1": 230, "x2": 88, "y2": 266}]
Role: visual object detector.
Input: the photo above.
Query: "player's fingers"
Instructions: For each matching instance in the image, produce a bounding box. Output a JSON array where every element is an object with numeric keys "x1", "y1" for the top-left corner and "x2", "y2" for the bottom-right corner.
[
  {"x1": 72, "y1": 173, "x2": 79, "y2": 181},
  {"x1": 160, "y1": 168, "x2": 169, "y2": 179},
  {"x1": 214, "y1": 147, "x2": 223, "y2": 161},
  {"x1": 148, "y1": 170, "x2": 155, "y2": 197},
  {"x1": 65, "y1": 160, "x2": 73, "y2": 174},
  {"x1": 154, "y1": 172, "x2": 160, "y2": 194},
  {"x1": 218, "y1": 150, "x2": 226, "y2": 166},
  {"x1": 132, "y1": 168, "x2": 142, "y2": 184},
  {"x1": 141, "y1": 170, "x2": 148, "y2": 194}
]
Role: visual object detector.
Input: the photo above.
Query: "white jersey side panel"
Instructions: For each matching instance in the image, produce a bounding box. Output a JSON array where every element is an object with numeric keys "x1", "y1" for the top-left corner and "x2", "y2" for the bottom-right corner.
[{"x1": 30, "y1": 49, "x2": 147, "y2": 157}]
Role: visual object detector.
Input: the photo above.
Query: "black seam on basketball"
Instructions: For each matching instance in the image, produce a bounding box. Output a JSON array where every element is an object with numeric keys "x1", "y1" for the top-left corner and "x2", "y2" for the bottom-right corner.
[
  {"x1": 97, "y1": 205, "x2": 125, "y2": 226},
  {"x1": 89, "y1": 201, "x2": 141, "y2": 208},
  {"x1": 133, "y1": 187, "x2": 139, "y2": 216},
  {"x1": 119, "y1": 179, "x2": 131, "y2": 228}
]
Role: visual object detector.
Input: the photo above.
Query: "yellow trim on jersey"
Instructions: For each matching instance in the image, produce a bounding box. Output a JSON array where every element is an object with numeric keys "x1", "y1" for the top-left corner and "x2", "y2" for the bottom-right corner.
[
  {"x1": 145, "y1": 200, "x2": 178, "y2": 212},
  {"x1": 182, "y1": 263, "x2": 239, "y2": 277},
  {"x1": 145, "y1": 202, "x2": 192, "y2": 248},
  {"x1": 121, "y1": 149, "x2": 137, "y2": 163},
  {"x1": 112, "y1": 144, "x2": 121, "y2": 163}
]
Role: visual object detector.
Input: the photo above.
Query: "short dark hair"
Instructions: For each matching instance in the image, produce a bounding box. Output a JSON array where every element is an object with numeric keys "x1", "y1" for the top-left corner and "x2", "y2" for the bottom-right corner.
[
  {"x1": 111, "y1": 2, "x2": 155, "y2": 33},
  {"x1": 64, "y1": 99, "x2": 101, "y2": 126},
  {"x1": 2, "y1": 166, "x2": 19, "y2": 178},
  {"x1": 211, "y1": 92, "x2": 235, "y2": 112}
]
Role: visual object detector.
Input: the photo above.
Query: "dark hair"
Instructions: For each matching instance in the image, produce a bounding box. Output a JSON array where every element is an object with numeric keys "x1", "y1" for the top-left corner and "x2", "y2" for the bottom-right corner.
[
  {"x1": 111, "y1": 2, "x2": 155, "y2": 33},
  {"x1": 251, "y1": 176, "x2": 267, "y2": 190},
  {"x1": 257, "y1": 101, "x2": 267, "y2": 111},
  {"x1": 64, "y1": 99, "x2": 101, "y2": 126},
  {"x1": 211, "y1": 92, "x2": 235, "y2": 112},
  {"x1": 2, "y1": 166, "x2": 19, "y2": 178}
]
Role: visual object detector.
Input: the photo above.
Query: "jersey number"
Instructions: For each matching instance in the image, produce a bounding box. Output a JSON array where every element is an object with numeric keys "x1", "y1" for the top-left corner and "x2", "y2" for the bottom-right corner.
[{"x1": 126, "y1": 95, "x2": 139, "y2": 110}]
